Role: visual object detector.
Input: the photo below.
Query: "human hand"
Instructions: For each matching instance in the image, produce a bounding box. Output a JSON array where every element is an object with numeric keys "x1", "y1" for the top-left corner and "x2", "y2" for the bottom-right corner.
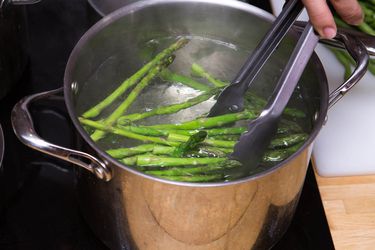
[{"x1": 302, "y1": 0, "x2": 364, "y2": 39}]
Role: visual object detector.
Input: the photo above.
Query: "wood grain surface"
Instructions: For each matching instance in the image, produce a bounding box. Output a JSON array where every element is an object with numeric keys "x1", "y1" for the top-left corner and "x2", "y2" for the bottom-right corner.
[{"x1": 315, "y1": 173, "x2": 375, "y2": 250}]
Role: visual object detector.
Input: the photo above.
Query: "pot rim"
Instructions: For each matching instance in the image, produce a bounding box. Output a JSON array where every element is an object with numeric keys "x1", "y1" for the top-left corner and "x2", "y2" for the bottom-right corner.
[
  {"x1": 87, "y1": 0, "x2": 107, "y2": 17},
  {"x1": 64, "y1": 0, "x2": 329, "y2": 187}
]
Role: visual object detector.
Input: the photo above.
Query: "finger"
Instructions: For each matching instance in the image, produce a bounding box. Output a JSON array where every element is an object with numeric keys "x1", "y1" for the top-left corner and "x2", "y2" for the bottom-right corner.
[
  {"x1": 330, "y1": 0, "x2": 363, "y2": 25},
  {"x1": 302, "y1": 0, "x2": 337, "y2": 39}
]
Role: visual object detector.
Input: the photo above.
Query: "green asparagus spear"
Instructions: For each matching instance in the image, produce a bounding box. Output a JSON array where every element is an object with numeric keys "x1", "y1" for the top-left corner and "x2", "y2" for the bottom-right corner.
[
  {"x1": 334, "y1": 15, "x2": 353, "y2": 28},
  {"x1": 167, "y1": 133, "x2": 236, "y2": 148},
  {"x1": 152, "y1": 144, "x2": 230, "y2": 157},
  {"x1": 369, "y1": 60, "x2": 375, "y2": 76},
  {"x1": 191, "y1": 63, "x2": 228, "y2": 87},
  {"x1": 331, "y1": 49, "x2": 352, "y2": 80},
  {"x1": 358, "y1": 22, "x2": 375, "y2": 35},
  {"x1": 91, "y1": 55, "x2": 175, "y2": 141},
  {"x1": 163, "y1": 127, "x2": 247, "y2": 136},
  {"x1": 166, "y1": 122, "x2": 300, "y2": 137},
  {"x1": 117, "y1": 87, "x2": 221, "y2": 124},
  {"x1": 190, "y1": 63, "x2": 306, "y2": 118},
  {"x1": 262, "y1": 142, "x2": 304, "y2": 162},
  {"x1": 168, "y1": 131, "x2": 307, "y2": 150},
  {"x1": 121, "y1": 156, "x2": 138, "y2": 166},
  {"x1": 279, "y1": 119, "x2": 304, "y2": 133},
  {"x1": 117, "y1": 125, "x2": 168, "y2": 137},
  {"x1": 172, "y1": 131, "x2": 207, "y2": 157},
  {"x1": 116, "y1": 125, "x2": 244, "y2": 139},
  {"x1": 106, "y1": 144, "x2": 155, "y2": 158},
  {"x1": 82, "y1": 38, "x2": 189, "y2": 119},
  {"x1": 160, "y1": 69, "x2": 211, "y2": 91},
  {"x1": 209, "y1": 134, "x2": 240, "y2": 141},
  {"x1": 79, "y1": 118, "x2": 179, "y2": 147},
  {"x1": 269, "y1": 133, "x2": 308, "y2": 149},
  {"x1": 152, "y1": 145, "x2": 175, "y2": 155},
  {"x1": 145, "y1": 110, "x2": 257, "y2": 130},
  {"x1": 187, "y1": 146, "x2": 231, "y2": 157},
  {"x1": 133, "y1": 155, "x2": 227, "y2": 167},
  {"x1": 246, "y1": 92, "x2": 306, "y2": 118}
]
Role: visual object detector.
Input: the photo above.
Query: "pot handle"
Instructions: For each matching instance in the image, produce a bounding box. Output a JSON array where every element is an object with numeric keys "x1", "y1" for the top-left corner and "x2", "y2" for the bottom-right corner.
[
  {"x1": 328, "y1": 32, "x2": 370, "y2": 108},
  {"x1": 293, "y1": 21, "x2": 372, "y2": 108},
  {"x1": 11, "y1": 88, "x2": 113, "y2": 181}
]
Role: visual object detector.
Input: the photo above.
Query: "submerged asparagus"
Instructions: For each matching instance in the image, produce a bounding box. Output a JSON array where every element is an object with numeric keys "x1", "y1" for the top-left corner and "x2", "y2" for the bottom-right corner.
[
  {"x1": 82, "y1": 38, "x2": 189, "y2": 119},
  {"x1": 167, "y1": 133, "x2": 236, "y2": 148},
  {"x1": 191, "y1": 63, "x2": 306, "y2": 118},
  {"x1": 128, "y1": 154, "x2": 227, "y2": 167},
  {"x1": 117, "y1": 87, "x2": 221, "y2": 124},
  {"x1": 160, "y1": 69, "x2": 211, "y2": 91},
  {"x1": 91, "y1": 55, "x2": 175, "y2": 141},
  {"x1": 79, "y1": 118, "x2": 179, "y2": 147},
  {"x1": 146, "y1": 110, "x2": 257, "y2": 130},
  {"x1": 262, "y1": 142, "x2": 304, "y2": 162},
  {"x1": 107, "y1": 144, "x2": 156, "y2": 158},
  {"x1": 78, "y1": 39, "x2": 311, "y2": 183},
  {"x1": 191, "y1": 63, "x2": 227, "y2": 87}
]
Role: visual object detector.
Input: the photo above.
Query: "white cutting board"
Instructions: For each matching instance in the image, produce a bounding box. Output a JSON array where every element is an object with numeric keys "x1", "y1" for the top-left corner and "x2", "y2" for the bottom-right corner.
[{"x1": 270, "y1": 0, "x2": 375, "y2": 177}]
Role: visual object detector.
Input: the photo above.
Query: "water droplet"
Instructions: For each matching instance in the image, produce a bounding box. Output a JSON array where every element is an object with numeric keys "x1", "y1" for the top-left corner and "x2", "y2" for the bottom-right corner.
[{"x1": 229, "y1": 105, "x2": 239, "y2": 112}]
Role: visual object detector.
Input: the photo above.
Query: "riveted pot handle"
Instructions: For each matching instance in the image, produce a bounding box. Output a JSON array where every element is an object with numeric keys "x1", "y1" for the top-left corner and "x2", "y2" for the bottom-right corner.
[{"x1": 11, "y1": 88, "x2": 113, "y2": 181}]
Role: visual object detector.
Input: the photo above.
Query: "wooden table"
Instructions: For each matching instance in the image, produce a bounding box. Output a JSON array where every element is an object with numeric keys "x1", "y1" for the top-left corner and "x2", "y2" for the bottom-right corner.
[{"x1": 315, "y1": 173, "x2": 375, "y2": 250}]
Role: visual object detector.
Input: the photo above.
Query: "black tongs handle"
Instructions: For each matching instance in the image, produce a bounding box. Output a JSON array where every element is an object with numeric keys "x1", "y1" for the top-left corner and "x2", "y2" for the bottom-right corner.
[
  {"x1": 233, "y1": 0, "x2": 304, "y2": 88},
  {"x1": 207, "y1": 0, "x2": 304, "y2": 117}
]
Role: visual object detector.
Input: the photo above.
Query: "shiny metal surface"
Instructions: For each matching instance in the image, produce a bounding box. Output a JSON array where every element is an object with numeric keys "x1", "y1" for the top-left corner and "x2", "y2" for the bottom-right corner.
[
  {"x1": 328, "y1": 33, "x2": 370, "y2": 108},
  {"x1": 207, "y1": 0, "x2": 304, "y2": 117},
  {"x1": 292, "y1": 22, "x2": 371, "y2": 107},
  {"x1": 232, "y1": 22, "x2": 319, "y2": 169},
  {"x1": 65, "y1": 0, "x2": 326, "y2": 186},
  {"x1": 294, "y1": 21, "x2": 375, "y2": 56},
  {"x1": 11, "y1": 89, "x2": 112, "y2": 181},
  {"x1": 65, "y1": 1, "x2": 327, "y2": 249},
  {"x1": 13, "y1": 0, "x2": 369, "y2": 249},
  {"x1": 76, "y1": 145, "x2": 311, "y2": 249}
]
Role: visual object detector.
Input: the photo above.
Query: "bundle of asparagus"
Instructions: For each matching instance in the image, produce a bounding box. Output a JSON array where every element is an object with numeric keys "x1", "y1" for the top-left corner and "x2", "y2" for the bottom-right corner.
[
  {"x1": 79, "y1": 37, "x2": 309, "y2": 182},
  {"x1": 332, "y1": 0, "x2": 375, "y2": 79}
]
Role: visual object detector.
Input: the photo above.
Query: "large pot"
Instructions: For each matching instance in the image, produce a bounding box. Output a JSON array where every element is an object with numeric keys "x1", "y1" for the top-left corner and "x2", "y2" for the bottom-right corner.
[{"x1": 11, "y1": 0, "x2": 373, "y2": 249}]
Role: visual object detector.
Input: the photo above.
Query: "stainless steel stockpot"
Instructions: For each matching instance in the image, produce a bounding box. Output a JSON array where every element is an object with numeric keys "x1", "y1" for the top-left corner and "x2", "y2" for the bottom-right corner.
[{"x1": 11, "y1": 0, "x2": 372, "y2": 249}]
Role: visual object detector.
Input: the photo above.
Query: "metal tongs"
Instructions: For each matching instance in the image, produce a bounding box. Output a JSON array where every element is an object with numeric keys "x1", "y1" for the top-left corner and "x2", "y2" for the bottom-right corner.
[
  {"x1": 211, "y1": 0, "x2": 372, "y2": 170},
  {"x1": 208, "y1": 0, "x2": 320, "y2": 169}
]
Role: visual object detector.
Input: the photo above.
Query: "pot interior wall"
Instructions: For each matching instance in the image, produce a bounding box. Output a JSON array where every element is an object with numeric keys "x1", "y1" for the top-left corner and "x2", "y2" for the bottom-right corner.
[{"x1": 66, "y1": 0, "x2": 326, "y2": 171}]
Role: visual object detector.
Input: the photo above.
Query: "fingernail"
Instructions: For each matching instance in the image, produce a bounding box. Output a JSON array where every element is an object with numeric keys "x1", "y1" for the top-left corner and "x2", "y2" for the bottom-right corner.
[
  {"x1": 350, "y1": 13, "x2": 364, "y2": 26},
  {"x1": 323, "y1": 27, "x2": 336, "y2": 39}
]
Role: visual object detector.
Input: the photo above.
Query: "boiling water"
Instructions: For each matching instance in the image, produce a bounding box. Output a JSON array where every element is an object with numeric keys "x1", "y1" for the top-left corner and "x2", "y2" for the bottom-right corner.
[{"x1": 77, "y1": 35, "x2": 311, "y2": 181}]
